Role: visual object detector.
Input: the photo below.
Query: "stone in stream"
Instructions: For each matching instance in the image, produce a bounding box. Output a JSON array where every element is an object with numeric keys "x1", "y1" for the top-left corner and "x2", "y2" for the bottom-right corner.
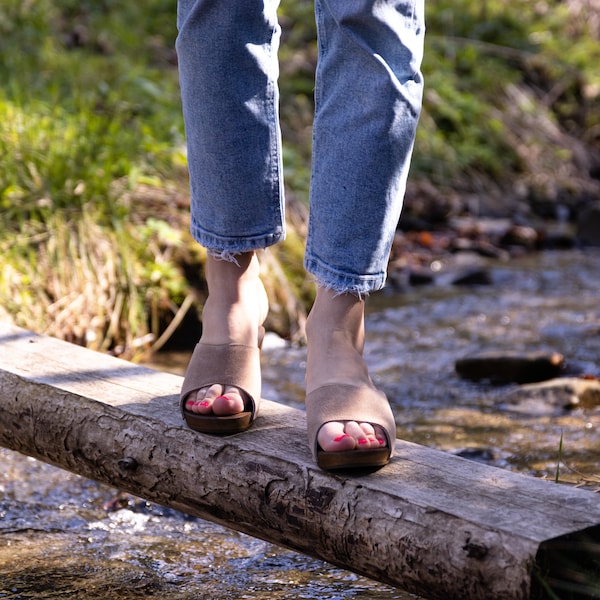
[
  {"x1": 450, "y1": 267, "x2": 493, "y2": 286},
  {"x1": 455, "y1": 350, "x2": 565, "y2": 384},
  {"x1": 408, "y1": 267, "x2": 435, "y2": 286},
  {"x1": 503, "y1": 376, "x2": 600, "y2": 415},
  {"x1": 453, "y1": 447, "x2": 496, "y2": 464},
  {"x1": 577, "y1": 201, "x2": 600, "y2": 246},
  {"x1": 499, "y1": 224, "x2": 539, "y2": 250}
]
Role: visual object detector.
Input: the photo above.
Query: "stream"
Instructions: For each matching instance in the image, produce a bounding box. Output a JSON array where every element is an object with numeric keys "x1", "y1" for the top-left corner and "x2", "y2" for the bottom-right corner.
[{"x1": 1, "y1": 248, "x2": 599, "y2": 599}]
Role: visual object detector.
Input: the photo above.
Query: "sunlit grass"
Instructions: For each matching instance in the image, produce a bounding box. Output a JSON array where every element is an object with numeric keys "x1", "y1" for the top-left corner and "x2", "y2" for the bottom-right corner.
[
  {"x1": 0, "y1": 0, "x2": 193, "y2": 356},
  {"x1": 1, "y1": 0, "x2": 598, "y2": 355}
]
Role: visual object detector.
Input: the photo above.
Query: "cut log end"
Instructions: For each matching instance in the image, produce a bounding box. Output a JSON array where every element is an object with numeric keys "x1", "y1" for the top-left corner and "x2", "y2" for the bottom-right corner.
[{"x1": 532, "y1": 524, "x2": 600, "y2": 599}]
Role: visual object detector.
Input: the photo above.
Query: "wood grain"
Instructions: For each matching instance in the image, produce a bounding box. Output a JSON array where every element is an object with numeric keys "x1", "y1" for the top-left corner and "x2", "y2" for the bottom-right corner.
[{"x1": 1, "y1": 323, "x2": 599, "y2": 599}]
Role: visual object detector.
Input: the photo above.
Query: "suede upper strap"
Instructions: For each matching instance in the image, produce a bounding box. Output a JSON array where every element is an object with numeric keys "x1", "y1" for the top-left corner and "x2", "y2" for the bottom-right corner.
[
  {"x1": 305, "y1": 384, "x2": 396, "y2": 461},
  {"x1": 180, "y1": 342, "x2": 262, "y2": 420}
]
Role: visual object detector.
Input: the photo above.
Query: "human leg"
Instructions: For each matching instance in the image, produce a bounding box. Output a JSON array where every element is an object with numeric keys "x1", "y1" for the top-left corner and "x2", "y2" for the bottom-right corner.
[
  {"x1": 306, "y1": 0, "x2": 425, "y2": 292},
  {"x1": 176, "y1": 0, "x2": 284, "y2": 429},
  {"x1": 305, "y1": 0, "x2": 425, "y2": 467},
  {"x1": 176, "y1": 0, "x2": 286, "y2": 252},
  {"x1": 182, "y1": 252, "x2": 268, "y2": 421}
]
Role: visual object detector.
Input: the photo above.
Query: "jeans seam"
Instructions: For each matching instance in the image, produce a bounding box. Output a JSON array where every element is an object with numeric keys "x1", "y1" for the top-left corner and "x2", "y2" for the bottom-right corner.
[{"x1": 266, "y1": 22, "x2": 285, "y2": 238}]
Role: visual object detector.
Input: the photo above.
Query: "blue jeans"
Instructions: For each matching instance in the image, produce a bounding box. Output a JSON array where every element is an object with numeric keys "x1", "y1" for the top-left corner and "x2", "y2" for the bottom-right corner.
[{"x1": 176, "y1": 0, "x2": 424, "y2": 295}]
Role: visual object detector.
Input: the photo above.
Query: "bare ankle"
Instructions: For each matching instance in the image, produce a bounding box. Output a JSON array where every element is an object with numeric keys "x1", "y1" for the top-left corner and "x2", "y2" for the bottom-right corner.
[
  {"x1": 306, "y1": 287, "x2": 365, "y2": 348},
  {"x1": 201, "y1": 251, "x2": 268, "y2": 346},
  {"x1": 205, "y1": 252, "x2": 260, "y2": 294},
  {"x1": 305, "y1": 286, "x2": 371, "y2": 393}
]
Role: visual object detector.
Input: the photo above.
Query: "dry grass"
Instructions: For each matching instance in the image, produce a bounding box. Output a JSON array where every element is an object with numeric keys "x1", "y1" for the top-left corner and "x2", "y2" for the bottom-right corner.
[{"x1": 2, "y1": 212, "x2": 149, "y2": 358}]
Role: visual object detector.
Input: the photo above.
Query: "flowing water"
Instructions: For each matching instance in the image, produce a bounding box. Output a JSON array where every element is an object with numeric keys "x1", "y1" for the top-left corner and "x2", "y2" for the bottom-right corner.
[{"x1": 1, "y1": 249, "x2": 599, "y2": 599}]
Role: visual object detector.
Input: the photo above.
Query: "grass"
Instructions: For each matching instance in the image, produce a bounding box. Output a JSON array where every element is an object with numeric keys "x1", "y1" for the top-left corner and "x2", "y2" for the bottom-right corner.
[
  {"x1": 555, "y1": 430, "x2": 564, "y2": 484},
  {"x1": 0, "y1": 0, "x2": 197, "y2": 356},
  {"x1": 1, "y1": 0, "x2": 599, "y2": 355}
]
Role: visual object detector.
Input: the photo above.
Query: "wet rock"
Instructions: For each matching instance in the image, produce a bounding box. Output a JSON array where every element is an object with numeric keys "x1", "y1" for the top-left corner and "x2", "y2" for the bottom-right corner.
[
  {"x1": 451, "y1": 237, "x2": 509, "y2": 259},
  {"x1": 262, "y1": 331, "x2": 289, "y2": 350},
  {"x1": 451, "y1": 267, "x2": 493, "y2": 286},
  {"x1": 430, "y1": 252, "x2": 493, "y2": 287},
  {"x1": 408, "y1": 267, "x2": 436, "y2": 286},
  {"x1": 455, "y1": 350, "x2": 565, "y2": 384},
  {"x1": 537, "y1": 225, "x2": 576, "y2": 250},
  {"x1": 503, "y1": 377, "x2": 600, "y2": 415},
  {"x1": 449, "y1": 216, "x2": 513, "y2": 239},
  {"x1": 454, "y1": 448, "x2": 496, "y2": 464},
  {"x1": 577, "y1": 201, "x2": 600, "y2": 246},
  {"x1": 499, "y1": 225, "x2": 539, "y2": 250}
]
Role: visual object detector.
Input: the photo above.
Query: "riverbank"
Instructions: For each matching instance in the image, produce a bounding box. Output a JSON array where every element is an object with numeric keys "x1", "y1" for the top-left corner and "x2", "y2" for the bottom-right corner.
[{"x1": 1, "y1": 0, "x2": 599, "y2": 357}]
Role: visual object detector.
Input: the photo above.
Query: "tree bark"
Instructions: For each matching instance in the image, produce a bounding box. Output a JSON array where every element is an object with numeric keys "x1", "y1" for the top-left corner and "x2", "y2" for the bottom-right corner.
[{"x1": 1, "y1": 323, "x2": 599, "y2": 599}]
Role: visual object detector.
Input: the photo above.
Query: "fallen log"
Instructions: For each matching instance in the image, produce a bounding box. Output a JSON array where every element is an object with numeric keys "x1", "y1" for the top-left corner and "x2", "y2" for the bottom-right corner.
[{"x1": 0, "y1": 322, "x2": 599, "y2": 599}]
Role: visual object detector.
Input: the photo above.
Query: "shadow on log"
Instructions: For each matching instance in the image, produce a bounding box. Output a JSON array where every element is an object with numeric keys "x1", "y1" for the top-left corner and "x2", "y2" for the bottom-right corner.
[{"x1": 0, "y1": 323, "x2": 599, "y2": 599}]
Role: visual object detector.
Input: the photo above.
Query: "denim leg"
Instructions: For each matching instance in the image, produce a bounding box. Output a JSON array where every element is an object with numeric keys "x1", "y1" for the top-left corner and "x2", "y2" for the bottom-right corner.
[
  {"x1": 176, "y1": 0, "x2": 286, "y2": 253},
  {"x1": 305, "y1": 0, "x2": 425, "y2": 295}
]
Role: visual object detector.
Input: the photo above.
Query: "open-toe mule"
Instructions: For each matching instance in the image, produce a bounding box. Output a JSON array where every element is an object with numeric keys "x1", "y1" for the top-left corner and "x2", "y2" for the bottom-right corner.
[
  {"x1": 305, "y1": 384, "x2": 396, "y2": 470},
  {"x1": 180, "y1": 329, "x2": 263, "y2": 434}
]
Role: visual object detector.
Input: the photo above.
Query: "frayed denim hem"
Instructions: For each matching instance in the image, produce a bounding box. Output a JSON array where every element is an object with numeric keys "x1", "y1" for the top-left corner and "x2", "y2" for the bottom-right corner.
[
  {"x1": 310, "y1": 279, "x2": 368, "y2": 300},
  {"x1": 304, "y1": 256, "x2": 386, "y2": 298},
  {"x1": 205, "y1": 249, "x2": 244, "y2": 265},
  {"x1": 205, "y1": 247, "x2": 274, "y2": 266}
]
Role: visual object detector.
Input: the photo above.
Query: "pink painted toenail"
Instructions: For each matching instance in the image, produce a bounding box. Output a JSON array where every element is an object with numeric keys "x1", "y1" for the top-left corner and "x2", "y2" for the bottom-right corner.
[
  {"x1": 377, "y1": 438, "x2": 385, "y2": 445},
  {"x1": 199, "y1": 400, "x2": 210, "y2": 407},
  {"x1": 216, "y1": 395, "x2": 230, "y2": 402},
  {"x1": 358, "y1": 438, "x2": 369, "y2": 445},
  {"x1": 334, "y1": 435, "x2": 351, "y2": 443}
]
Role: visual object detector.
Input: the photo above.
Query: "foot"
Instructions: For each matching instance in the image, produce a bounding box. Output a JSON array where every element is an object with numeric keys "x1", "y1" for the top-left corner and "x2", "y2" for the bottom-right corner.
[
  {"x1": 305, "y1": 287, "x2": 389, "y2": 454},
  {"x1": 185, "y1": 252, "x2": 268, "y2": 417}
]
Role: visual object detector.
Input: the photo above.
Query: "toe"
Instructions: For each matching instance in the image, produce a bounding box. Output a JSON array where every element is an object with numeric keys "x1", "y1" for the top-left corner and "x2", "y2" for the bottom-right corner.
[
  {"x1": 318, "y1": 421, "x2": 357, "y2": 452},
  {"x1": 186, "y1": 385, "x2": 247, "y2": 416},
  {"x1": 318, "y1": 421, "x2": 387, "y2": 453},
  {"x1": 212, "y1": 387, "x2": 246, "y2": 416},
  {"x1": 358, "y1": 422, "x2": 387, "y2": 448},
  {"x1": 187, "y1": 385, "x2": 222, "y2": 414},
  {"x1": 185, "y1": 388, "x2": 205, "y2": 414},
  {"x1": 345, "y1": 421, "x2": 374, "y2": 448},
  {"x1": 374, "y1": 424, "x2": 388, "y2": 448}
]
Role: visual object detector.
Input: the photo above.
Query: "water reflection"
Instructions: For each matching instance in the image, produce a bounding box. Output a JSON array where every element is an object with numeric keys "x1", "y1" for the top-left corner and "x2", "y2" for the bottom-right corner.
[
  {"x1": 1, "y1": 249, "x2": 599, "y2": 598},
  {"x1": 0, "y1": 450, "x2": 415, "y2": 598}
]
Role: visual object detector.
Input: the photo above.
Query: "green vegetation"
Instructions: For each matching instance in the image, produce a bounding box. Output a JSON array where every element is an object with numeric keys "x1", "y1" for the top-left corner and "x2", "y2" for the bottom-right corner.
[
  {"x1": 1, "y1": 0, "x2": 599, "y2": 355},
  {"x1": 0, "y1": 0, "x2": 188, "y2": 356},
  {"x1": 417, "y1": 0, "x2": 600, "y2": 200}
]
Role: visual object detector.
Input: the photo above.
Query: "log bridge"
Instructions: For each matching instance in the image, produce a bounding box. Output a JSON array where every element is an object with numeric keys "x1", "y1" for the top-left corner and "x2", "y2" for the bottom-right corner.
[{"x1": 0, "y1": 322, "x2": 599, "y2": 599}]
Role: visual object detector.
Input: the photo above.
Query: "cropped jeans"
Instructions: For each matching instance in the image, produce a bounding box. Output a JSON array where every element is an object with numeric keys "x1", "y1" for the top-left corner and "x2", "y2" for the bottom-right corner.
[{"x1": 176, "y1": 0, "x2": 425, "y2": 295}]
